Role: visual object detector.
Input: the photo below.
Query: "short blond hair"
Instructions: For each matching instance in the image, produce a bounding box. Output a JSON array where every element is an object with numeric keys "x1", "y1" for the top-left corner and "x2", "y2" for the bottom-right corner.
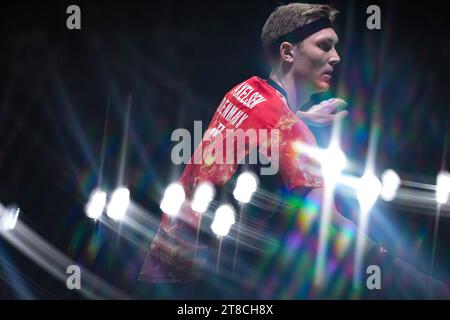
[{"x1": 261, "y1": 3, "x2": 338, "y2": 56}]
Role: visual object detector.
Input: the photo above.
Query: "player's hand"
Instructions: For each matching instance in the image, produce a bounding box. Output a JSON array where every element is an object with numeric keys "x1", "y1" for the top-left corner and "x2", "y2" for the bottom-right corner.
[{"x1": 296, "y1": 98, "x2": 348, "y2": 127}]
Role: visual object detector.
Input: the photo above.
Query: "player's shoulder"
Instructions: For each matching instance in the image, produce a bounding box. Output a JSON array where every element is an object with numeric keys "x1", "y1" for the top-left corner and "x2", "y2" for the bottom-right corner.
[
  {"x1": 225, "y1": 76, "x2": 285, "y2": 108},
  {"x1": 221, "y1": 76, "x2": 290, "y2": 129},
  {"x1": 227, "y1": 76, "x2": 274, "y2": 96}
]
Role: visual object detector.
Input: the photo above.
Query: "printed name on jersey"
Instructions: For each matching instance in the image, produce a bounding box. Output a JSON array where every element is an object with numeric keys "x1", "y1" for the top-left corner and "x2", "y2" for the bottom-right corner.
[
  {"x1": 217, "y1": 97, "x2": 249, "y2": 128},
  {"x1": 230, "y1": 82, "x2": 267, "y2": 109}
]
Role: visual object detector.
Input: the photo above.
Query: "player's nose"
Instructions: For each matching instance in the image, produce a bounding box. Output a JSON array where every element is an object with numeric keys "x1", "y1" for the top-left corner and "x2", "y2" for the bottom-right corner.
[{"x1": 329, "y1": 47, "x2": 340, "y2": 67}]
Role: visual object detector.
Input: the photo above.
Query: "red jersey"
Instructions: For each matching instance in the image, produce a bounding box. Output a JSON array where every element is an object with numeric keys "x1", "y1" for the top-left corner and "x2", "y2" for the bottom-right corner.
[{"x1": 140, "y1": 76, "x2": 323, "y2": 282}]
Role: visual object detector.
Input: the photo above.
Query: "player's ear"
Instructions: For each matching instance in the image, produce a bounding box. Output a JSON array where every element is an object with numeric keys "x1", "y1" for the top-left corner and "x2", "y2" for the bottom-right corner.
[{"x1": 279, "y1": 42, "x2": 295, "y2": 63}]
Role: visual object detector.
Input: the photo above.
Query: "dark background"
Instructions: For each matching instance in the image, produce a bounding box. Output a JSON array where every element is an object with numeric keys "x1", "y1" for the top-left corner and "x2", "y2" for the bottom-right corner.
[{"x1": 0, "y1": 0, "x2": 449, "y2": 298}]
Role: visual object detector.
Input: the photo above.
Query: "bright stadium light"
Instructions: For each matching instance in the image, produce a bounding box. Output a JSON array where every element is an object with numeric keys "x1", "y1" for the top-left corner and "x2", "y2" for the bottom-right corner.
[
  {"x1": 106, "y1": 187, "x2": 130, "y2": 221},
  {"x1": 321, "y1": 144, "x2": 347, "y2": 184},
  {"x1": 436, "y1": 170, "x2": 450, "y2": 204},
  {"x1": 233, "y1": 172, "x2": 258, "y2": 204},
  {"x1": 380, "y1": 169, "x2": 401, "y2": 201},
  {"x1": 357, "y1": 172, "x2": 382, "y2": 210},
  {"x1": 85, "y1": 189, "x2": 107, "y2": 220},
  {"x1": 191, "y1": 183, "x2": 215, "y2": 213},
  {"x1": 211, "y1": 204, "x2": 236, "y2": 237},
  {"x1": 160, "y1": 183, "x2": 185, "y2": 217},
  {"x1": 0, "y1": 204, "x2": 20, "y2": 231}
]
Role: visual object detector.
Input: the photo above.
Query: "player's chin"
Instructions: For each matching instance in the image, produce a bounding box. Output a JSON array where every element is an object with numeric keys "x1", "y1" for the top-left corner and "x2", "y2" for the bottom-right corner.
[{"x1": 313, "y1": 80, "x2": 330, "y2": 92}]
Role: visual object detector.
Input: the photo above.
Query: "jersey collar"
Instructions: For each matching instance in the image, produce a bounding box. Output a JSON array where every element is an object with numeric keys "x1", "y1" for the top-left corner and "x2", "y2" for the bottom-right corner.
[{"x1": 266, "y1": 78, "x2": 288, "y2": 102}]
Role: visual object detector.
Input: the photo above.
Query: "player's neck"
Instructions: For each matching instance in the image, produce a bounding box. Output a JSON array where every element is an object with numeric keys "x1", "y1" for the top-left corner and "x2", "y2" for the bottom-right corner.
[{"x1": 269, "y1": 72, "x2": 308, "y2": 111}]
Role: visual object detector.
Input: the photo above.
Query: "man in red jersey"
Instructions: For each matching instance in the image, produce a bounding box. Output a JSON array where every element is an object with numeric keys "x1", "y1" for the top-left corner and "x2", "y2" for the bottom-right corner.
[{"x1": 140, "y1": 3, "x2": 448, "y2": 299}]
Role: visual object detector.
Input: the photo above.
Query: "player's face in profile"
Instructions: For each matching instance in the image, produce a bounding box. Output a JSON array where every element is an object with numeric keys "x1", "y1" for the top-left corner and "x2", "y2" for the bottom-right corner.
[{"x1": 293, "y1": 28, "x2": 340, "y2": 92}]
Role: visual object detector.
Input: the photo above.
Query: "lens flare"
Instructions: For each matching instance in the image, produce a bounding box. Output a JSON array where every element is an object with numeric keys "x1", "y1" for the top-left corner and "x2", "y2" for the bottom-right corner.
[
  {"x1": 160, "y1": 183, "x2": 185, "y2": 217},
  {"x1": 191, "y1": 182, "x2": 215, "y2": 213},
  {"x1": 233, "y1": 172, "x2": 258, "y2": 203},
  {"x1": 380, "y1": 169, "x2": 401, "y2": 201},
  {"x1": 106, "y1": 187, "x2": 130, "y2": 221},
  {"x1": 85, "y1": 189, "x2": 107, "y2": 220},
  {"x1": 211, "y1": 204, "x2": 235, "y2": 237}
]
